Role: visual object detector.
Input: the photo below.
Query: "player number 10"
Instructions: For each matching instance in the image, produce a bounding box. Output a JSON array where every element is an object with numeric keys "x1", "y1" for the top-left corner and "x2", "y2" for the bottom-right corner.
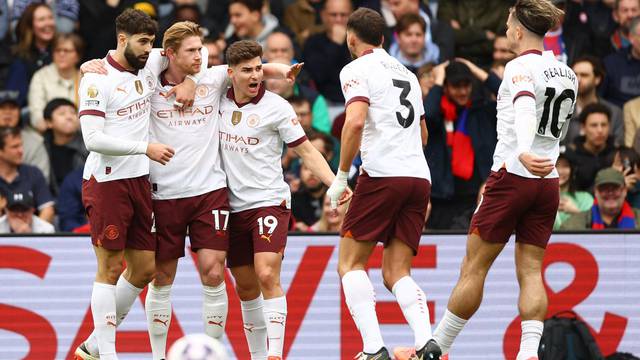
[
  {"x1": 258, "y1": 215, "x2": 278, "y2": 235},
  {"x1": 211, "y1": 210, "x2": 230, "y2": 231}
]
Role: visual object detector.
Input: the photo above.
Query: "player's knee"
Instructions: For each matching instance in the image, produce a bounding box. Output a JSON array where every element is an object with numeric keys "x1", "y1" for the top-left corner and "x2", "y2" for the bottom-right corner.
[
  {"x1": 256, "y1": 266, "x2": 280, "y2": 290},
  {"x1": 100, "y1": 262, "x2": 124, "y2": 284},
  {"x1": 381, "y1": 268, "x2": 404, "y2": 292},
  {"x1": 337, "y1": 261, "x2": 358, "y2": 278},
  {"x1": 235, "y1": 281, "x2": 260, "y2": 300},
  {"x1": 199, "y1": 265, "x2": 225, "y2": 287}
]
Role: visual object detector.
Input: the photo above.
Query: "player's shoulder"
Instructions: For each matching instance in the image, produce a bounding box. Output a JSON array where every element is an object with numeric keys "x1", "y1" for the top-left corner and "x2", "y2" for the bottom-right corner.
[{"x1": 263, "y1": 90, "x2": 293, "y2": 109}]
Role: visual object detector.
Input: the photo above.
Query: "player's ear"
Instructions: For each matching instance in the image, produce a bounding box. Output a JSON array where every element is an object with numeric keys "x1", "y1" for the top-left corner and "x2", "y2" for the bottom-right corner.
[{"x1": 227, "y1": 66, "x2": 234, "y2": 78}]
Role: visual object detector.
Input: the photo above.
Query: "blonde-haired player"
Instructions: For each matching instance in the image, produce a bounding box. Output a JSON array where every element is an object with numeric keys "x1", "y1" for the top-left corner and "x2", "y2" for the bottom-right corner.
[{"x1": 431, "y1": 1, "x2": 576, "y2": 359}]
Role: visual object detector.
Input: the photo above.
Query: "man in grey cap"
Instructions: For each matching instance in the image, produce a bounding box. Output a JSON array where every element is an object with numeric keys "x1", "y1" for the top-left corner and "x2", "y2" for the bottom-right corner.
[
  {"x1": 0, "y1": 190, "x2": 54, "y2": 233},
  {"x1": 561, "y1": 167, "x2": 640, "y2": 229}
]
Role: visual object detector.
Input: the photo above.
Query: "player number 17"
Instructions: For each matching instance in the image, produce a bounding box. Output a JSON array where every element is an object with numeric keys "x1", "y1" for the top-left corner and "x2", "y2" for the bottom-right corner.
[{"x1": 211, "y1": 210, "x2": 229, "y2": 231}]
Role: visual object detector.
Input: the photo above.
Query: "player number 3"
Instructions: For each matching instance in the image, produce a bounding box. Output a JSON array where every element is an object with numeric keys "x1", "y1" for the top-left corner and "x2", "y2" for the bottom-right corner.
[{"x1": 392, "y1": 79, "x2": 415, "y2": 128}]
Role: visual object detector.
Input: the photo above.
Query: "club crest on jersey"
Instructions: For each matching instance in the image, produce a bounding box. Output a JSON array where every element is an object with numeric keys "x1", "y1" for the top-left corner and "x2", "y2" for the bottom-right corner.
[
  {"x1": 196, "y1": 85, "x2": 209, "y2": 98},
  {"x1": 231, "y1": 111, "x2": 242, "y2": 126},
  {"x1": 135, "y1": 80, "x2": 144, "y2": 94},
  {"x1": 87, "y1": 85, "x2": 99, "y2": 98},
  {"x1": 146, "y1": 75, "x2": 155, "y2": 89},
  {"x1": 247, "y1": 114, "x2": 260, "y2": 128}
]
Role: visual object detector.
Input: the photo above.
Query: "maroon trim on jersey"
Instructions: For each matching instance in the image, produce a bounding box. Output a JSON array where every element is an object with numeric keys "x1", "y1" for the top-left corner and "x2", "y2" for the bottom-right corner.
[
  {"x1": 420, "y1": 114, "x2": 426, "y2": 122},
  {"x1": 226, "y1": 83, "x2": 266, "y2": 107},
  {"x1": 79, "y1": 109, "x2": 106, "y2": 118},
  {"x1": 513, "y1": 91, "x2": 535, "y2": 103},
  {"x1": 518, "y1": 49, "x2": 543, "y2": 57},
  {"x1": 159, "y1": 70, "x2": 177, "y2": 87},
  {"x1": 287, "y1": 135, "x2": 308, "y2": 148},
  {"x1": 361, "y1": 49, "x2": 375, "y2": 57},
  {"x1": 106, "y1": 54, "x2": 138, "y2": 75},
  {"x1": 345, "y1": 96, "x2": 370, "y2": 108}
]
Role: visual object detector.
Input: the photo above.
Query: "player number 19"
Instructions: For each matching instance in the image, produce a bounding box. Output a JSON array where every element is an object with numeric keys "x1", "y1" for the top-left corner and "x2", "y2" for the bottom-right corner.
[{"x1": 258, "y1": 215, "x2": 278, "y2": 235}]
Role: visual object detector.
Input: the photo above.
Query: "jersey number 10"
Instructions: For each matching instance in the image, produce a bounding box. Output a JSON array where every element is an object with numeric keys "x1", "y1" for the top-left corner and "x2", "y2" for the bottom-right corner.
[{"x1": 538, "y1": 87, "x2": 576, "y2": 139}]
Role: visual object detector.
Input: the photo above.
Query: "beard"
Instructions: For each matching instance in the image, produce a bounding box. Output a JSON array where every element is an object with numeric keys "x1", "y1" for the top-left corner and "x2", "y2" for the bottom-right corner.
[{"x1": 124, "y1": 43, "x2": 148, "y2": 70}]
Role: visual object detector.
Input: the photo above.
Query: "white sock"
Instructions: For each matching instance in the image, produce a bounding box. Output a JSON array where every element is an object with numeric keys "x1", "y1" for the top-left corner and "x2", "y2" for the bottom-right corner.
[
  {"x1": 264, "y1": 296, "x2": 287, "y2": 358},
  {"x1": 203, "y1": 283, "x2": 228, "y2": 339},
  {"x1": 145, "y1": 284, "x2": 172, "y2": 360},
  {"x1": 392, "y1": 276, "x2": 432, "y2": 349},
  {"x1": 86, "y1": 275, "x2": 143, "y2": 355},
  {"x1": 433, "y1": 309, "x2": 468, "y2": 355},
  {"x1": 516, "y1": 320, "x2": 543, "y2": 360},
  {"x1": 91, "y1": 282, "x2": 118, "y2": 360},
  {"x1": 241, "y1": 295, "x2": 268, "y2": 360},
  {"x1": 341, "y1": 270, "x2": 385, "y2": 354}
]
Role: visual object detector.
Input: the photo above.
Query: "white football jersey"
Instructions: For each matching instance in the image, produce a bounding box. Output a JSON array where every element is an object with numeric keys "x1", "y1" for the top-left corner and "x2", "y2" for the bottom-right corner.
[
  {"x1": 218, "y1": 86, "x2": 306, "y2": 212},
  {"x1": 149, "y1": 66, "x2": 229, "y2": 199},
  {"x1": 79, "y1": 53, "x2": 158, "y2": 182},
  {"x1": 339, "y1": 48, "x2": 430, "y2": 180},
  {"x1": 493, "y1": 50, "x2": 578, "y2": 178}
]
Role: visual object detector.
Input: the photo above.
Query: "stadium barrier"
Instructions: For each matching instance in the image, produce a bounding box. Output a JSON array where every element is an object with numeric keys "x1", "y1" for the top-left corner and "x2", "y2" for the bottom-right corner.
[{"x1": 1, "y1": 233, "x2": 639, "y2": 359}]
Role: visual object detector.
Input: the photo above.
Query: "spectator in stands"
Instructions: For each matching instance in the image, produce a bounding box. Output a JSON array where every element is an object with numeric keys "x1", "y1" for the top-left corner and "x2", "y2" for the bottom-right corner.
[
  {"x1": 417, "y1": 63, "x2": 436, "y2": 98},
  {"x1": 28, "y1": 33, "x2": 83, "y2": 132},
  {"x1": 390, "y1": 13, "x2": 437, "y2": 74},
  {"x1": 203, "y1": 36, "x2": 225, "y2": 68},
  {"x1": 611, "y1": 146, "x2": 640, "y2": 207},
  {"x1": 0, "y1": 91, "x2": 49, "y2": 181},
  {"x1": 543, "y1": 0, "x2": 591, "y2": 65},
  {"x1": 56, "y1": 167, "x2": 86, "y2": 232},
  {"x1": 491, "y1": 34, "x2": 515, "y2": 79},
  {"x1": 601, "y1": 16, "x2": 640, "y2": 107},
  {"x1": 624, "y1": 96, "x2": 640, "y2": 149},
  {"x1": 611, "y1": 0, "x2": 640, "y2": 51},
  {"x1": 554, "y1": 154, "x2": 594, "y2": 229},
  {"x1": 283, "y1": 0, "x2": 324, "y2": 47},
  {"x1": 302, "y1": 0, "x2": 352, "y2": 103},
  {"x1": 225, "y1": 0, "x2": 283, "y2": 48},
  {"x1": 424, "y1": 60, "x2": 498, "y2": 230},
  {"x1": 6, "y1": 3, "x2": 56, "y2": 106},
  {"x1": 564, "y1": 56, "x2": 623, "y2": 147},
  {"x1": 437, "y1": 0, "x2": 509, "y2": 68},
  {"x1": 0, "y1": 127, "x2": 54, "y2": 223},
  {"x1": 565, "y1": 103, "x2": 617, "y2": 191},
  {"x1": 561, "y1": 167, "x2": 640, "y2": 229},
  {"x1": 387, "y1": 0, "x2": 452, "y2": 62},
  {"x1": 265, "y1": 57, "x2": 331, "y2": 134},
  {"x1": 292, "y1": 159, "x2": 327, "y2": 231},
  {"x1": 290, "y1": 95, "x2": 314, "y2": 133},
  {"x1": 264, "y1": 31, "x2": 297, "y2": 63},
  {"x1": 308, "y1": 194, "x2": 349, "y2": 232},
  {"x1": 42, "y1": 98, "x2": 87, "y2": 194},
  {"x1": 0, "y1": 190, "x2": 54, "y2": 233}
]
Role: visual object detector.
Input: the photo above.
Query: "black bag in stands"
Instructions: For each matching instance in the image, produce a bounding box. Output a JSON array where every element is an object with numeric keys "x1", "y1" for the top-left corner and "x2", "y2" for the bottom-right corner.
[
  {"x1": 538, "y1": 311, "x2": 604, "y2": 360},
  {"x1": 606, "y1": 353, "x2": 640, "y2": 360}
]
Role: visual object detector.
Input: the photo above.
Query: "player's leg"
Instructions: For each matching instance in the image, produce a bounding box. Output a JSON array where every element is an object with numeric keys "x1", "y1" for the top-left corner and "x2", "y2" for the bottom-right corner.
[
  {"x1": 230, "y1": 264, "x2": 268, "y2": 360},
  {"x1": 197, "y1": 249, "x2": 228, "y2": 338},
  {"x1": 337, "y1": 235, "x2": 383, "y2": 355},
  {"x1": 145, "y1": 258, "x2": 178, "y2": 360},
  {"x1": 514, "y1": 243, "x2": 547, "y2": 360},
  {"x1": 433, "y1": 233, "x2": 505, "y2": 355},
  {"x1": 382, "y1": 238, "x2": 434, "y2": 352}
]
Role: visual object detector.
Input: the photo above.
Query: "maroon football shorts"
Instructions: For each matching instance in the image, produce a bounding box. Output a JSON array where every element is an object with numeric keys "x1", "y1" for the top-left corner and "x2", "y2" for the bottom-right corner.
[
  {"x1": 470, "y1": 168, "x2": 559, "y2": 248},
  {"x1": 153, "y1": 188, "x2": 230, "y2": 261},
  {"x1": 227, "y1": 205, "x2": 291, "y2": 268},
  {"x1": 82, "y1": 175, "x2": 155, "y2": 251},
  {"x1": 340, "y1": 172, "x2": 431, "y2": 254}
]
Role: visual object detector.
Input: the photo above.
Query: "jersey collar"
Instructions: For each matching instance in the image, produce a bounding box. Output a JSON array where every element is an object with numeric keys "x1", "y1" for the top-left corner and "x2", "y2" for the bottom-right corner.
[
  {"x1": 226, "y1": 83, "x2": 266, "y2": 107},
  {"x1": 106, "y1": 53, "x2": 139, "y2": 75},
  {"x1": 159, "y1": 70, "x2": 177, "y2": 87},
  {"x1": 518, "y1": 49, "x2": 543, "y2": 57}
]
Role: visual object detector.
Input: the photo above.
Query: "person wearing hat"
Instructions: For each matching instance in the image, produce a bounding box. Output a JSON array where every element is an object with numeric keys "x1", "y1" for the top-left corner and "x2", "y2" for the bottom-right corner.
[
  {"x1": 561, "y1": 167, "x2": 640, "y2": 229},
  {"x1": 0, "y1": 90, "x2": 50, "y2": 181},
  {"x1": 0, "y1": 190, "x2": 54, "y2": 233},
  {"x1": 423, "y1": 60, "x2": 498, "y2": 229}
]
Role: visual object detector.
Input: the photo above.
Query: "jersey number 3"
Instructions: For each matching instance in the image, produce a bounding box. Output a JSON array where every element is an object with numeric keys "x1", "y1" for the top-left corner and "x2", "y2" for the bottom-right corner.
[
  {"x1": 538, "y1": 87, "x2": 575, "y2": 138},
  {"x1": 393, "y1": 79, "x2": 415, "y2": 128}
]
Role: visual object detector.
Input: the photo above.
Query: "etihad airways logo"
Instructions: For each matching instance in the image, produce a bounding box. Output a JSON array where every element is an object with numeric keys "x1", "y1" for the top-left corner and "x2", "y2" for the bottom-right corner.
[
  {"x1": 156, "y1": 105, "x2": 214, "y2": 119},
  {"x1": 219, "y1": 131, "x2": 260, "y2": 145},
  {"x1": 117, "y1": 98, "x2": 151, "y2": 116}
]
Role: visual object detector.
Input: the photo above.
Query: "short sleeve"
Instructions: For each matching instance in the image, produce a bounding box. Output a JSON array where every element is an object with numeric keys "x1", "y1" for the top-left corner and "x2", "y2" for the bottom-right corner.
[
  {"x1": 340, "y1": 65, "x2": 370, "y2": 107},
  {"x1": 505, "y1": 60, "x2": 535, "y2": 103},
  {"x1": 276, "y1": 102, "x2": 307, "y2": 147},
  {"x1": 78, "y1": 73, "x2": 109, "y2": 118}
]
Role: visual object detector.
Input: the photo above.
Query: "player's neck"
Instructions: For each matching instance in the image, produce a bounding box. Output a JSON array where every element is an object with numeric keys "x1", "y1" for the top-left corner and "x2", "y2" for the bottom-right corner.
[
  {"x1": 233, "y1": 87, "x2": 253, "y2": 104},
  {"x1": 515, "y1": 38, "x2": 544, "y2": 57},
  {"x1": 353, "y1": 43, "x2": 379, "y2": 58},
  {"x1": 164, "y1": 65, "x2": 187, "y2": 85},
  {"x1": 112, "y1": 50, "x2": 135, "y2": 71}
]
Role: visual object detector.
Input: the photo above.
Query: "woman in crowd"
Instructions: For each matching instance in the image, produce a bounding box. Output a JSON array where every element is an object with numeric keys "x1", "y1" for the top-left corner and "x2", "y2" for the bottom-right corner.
[
  {"x1": 555, "y1": 154, "x2": 594, "y2": 229},
  {"x1": 308, "y1": 194, "x2": 349, "y2": 232}
]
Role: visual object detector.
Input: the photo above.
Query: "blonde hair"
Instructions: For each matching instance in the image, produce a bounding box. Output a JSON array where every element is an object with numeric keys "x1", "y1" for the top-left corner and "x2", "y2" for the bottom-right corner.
[
  {"x1": 512, "y1": 0, "x2": 564, "y2": 37},
  {"x1": 162, "y1": 21, "x2": 202, "y2": 52}
]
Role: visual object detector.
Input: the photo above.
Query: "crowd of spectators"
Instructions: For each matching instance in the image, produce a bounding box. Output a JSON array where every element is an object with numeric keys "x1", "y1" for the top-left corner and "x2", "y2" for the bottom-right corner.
[{"x1": 1, "y1": 0, "x2": 640, "y2": 233}]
